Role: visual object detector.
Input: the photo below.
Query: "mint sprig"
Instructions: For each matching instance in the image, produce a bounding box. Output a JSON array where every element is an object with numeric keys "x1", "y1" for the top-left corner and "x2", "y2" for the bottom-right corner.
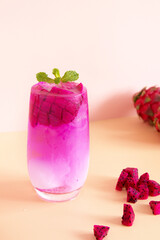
[
  {"x1": 54, "y1": 77, "x2": 61, "y2": 84},
  {"x1": 36, "y1": 68, "x2": 79, "y2": 84}
]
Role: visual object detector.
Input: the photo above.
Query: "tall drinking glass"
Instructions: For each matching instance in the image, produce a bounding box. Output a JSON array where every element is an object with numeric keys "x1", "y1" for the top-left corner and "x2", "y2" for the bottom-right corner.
[{"x1": 27, "y1": 82, "x2": 89, "y2": 201}]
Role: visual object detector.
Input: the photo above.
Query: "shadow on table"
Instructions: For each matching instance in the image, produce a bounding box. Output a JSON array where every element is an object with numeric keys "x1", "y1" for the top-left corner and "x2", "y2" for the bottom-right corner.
[
  {"x1": 90, "y1": 91, "x2": 134, "y2": 121},
  {"x1": 0, "y1": 178, "x2": 40, "y2": 203},
  {"x1": 86, "y1": 175, "x2": 126, "y2": 202},
  {"x1": 75, "y1": 216, "x2": 120, "y2": 239},
  {"x1": 89, "y1": 91, "x2": 160, "y2": 145},
  {"x1": 135, "y1": 203, "x2": 152, "y2": 215},
  {"x1": 86, "y1": 175, "x2": 116, "y2": 192},
  {"x1": 94, "y1": 116, "x2": 160, "y2": 145},
  {"x1": 75, "y1": 232, "x2": 94, "y2": 240}
]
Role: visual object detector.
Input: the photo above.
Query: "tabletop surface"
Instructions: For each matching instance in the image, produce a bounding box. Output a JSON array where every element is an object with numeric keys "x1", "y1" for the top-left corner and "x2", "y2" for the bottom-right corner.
[{"x1": 0, "y1": 117, "x2": 160, "y2": 240}]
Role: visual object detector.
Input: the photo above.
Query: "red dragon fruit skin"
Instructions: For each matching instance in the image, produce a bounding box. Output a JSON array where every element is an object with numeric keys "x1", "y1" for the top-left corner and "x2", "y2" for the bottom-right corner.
[
  {"x1": 122, "y1": 204, "x2": 135, "y2": 226},
  {"x1": 137, "y1": 172, "x2": 149, "y2": 186},
  {"x1": 137, "y1": 184, "x2": 149, "y2": 200},
  {"x1": 116, "y1": 170, "x2": 128, "y2": 191},
  {"x1": 148, "y1": 180, "x2": 160, "y2": 196},
  {"x1": 153, "y1": 112, "x2": 160, "y2": 132},
  {"x1": 93, "y1": 225, "x2": 110, "y2": 240},
  {"x1": 149, "y1": 201, "x2": 160, "y2": 215},
  {"x1": 127, "y1": 187, "x2": 140, "y2": 203},
  {"x1": 133, "y1": 86, "x2": 160, "y2": 125}
]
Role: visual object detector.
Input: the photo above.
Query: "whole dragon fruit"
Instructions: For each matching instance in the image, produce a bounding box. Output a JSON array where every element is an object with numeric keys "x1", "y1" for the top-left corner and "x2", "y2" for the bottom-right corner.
[{"x1": 133, "y1": 86, "x2": 160, "y2": 125}]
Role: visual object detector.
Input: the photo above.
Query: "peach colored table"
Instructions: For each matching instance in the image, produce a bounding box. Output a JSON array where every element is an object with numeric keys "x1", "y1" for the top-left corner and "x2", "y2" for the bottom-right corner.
[{"x1": 0, "y1": 117, "x2": 160, "y2": 240}]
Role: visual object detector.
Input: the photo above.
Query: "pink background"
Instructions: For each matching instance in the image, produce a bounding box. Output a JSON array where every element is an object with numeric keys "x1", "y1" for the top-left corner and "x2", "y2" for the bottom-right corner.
[{"x1": 1, "y1": 0, "x2": 160, "y2": 131}]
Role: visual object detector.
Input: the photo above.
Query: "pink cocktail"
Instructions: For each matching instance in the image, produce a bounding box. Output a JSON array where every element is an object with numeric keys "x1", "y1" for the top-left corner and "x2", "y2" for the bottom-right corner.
[{"x1": 27, "y1": 81, "x2": 89, "y2": 201}]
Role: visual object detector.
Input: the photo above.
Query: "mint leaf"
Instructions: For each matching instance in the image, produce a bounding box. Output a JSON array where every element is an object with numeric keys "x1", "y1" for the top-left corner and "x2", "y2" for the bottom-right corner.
[
  {"x1": 52, "y1": 68, "x2": 60, "y2": 78},
  {"x1": 47, "y1": 78, "x2": 55, "y2": 83},
  {"x1": 36, "y1": 72, "x2": 48, "y2": 82},
  {"x1": 54, "y1": 77, "x2": 61, "y2": 84},
  {"x1": 61, "y1": 71, "x2": 79, "y2": 82}
]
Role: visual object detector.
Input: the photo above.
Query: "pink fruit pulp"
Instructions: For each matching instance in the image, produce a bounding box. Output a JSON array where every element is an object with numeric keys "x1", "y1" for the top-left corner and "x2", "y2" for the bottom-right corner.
[{"x1": 27, "y1": 82, "x2": 89, "y2": 194}]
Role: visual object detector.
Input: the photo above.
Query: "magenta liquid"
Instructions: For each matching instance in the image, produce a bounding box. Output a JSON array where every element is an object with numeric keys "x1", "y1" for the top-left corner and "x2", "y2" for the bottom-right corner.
[{"x1": 27, "y1": 82, "x2": 89, "y2": 201}]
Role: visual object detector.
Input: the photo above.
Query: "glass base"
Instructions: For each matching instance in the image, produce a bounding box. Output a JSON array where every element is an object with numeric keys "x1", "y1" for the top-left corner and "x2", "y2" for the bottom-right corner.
[{"x1": 35, "y1": 188, "x2": 80, "y2": 202}]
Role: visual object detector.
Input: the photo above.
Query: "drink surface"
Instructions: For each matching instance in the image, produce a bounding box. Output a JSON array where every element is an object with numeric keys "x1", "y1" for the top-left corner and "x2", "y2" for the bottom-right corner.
[{"x1": 27, "y1": 82, "x2": 89, "y2": 194}]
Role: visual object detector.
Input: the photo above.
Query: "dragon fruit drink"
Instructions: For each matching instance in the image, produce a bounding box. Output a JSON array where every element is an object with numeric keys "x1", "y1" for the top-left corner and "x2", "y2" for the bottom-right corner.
[{"x1": 27, "y1": 69, "x2": 89, "y2": 201}]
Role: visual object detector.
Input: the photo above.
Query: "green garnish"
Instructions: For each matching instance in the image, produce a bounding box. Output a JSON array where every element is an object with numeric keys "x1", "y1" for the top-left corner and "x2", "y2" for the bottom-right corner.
[
  {"x1": 36, "y1": 68, "x2": 79, "y2": 84},
  {"x1": 36, "y1": 72, "x2": 55, "y2": 83},
  {"x1": 36, "y1": 72, "x2": 48, "y2": 82},
  {"x1": 61, "y1": 71, "x2": 79, "y2": 82},
  {"x1": 54, "y1": 77, "x2": 61, "y2": 84},
  {"x1": 52, "y1": 68, "x2": 60, "y2": 78}
]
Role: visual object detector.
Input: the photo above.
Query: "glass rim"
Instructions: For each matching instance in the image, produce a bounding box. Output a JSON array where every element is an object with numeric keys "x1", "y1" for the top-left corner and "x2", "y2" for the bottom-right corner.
[{"x1": 31, "y1": 82, "x2": 87, "y2": 98}]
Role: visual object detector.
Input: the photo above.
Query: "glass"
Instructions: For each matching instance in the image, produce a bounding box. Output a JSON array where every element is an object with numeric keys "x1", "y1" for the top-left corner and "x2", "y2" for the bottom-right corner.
[{"x1": 27, "y1": 82, "x2": 89, "y2": 201}]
